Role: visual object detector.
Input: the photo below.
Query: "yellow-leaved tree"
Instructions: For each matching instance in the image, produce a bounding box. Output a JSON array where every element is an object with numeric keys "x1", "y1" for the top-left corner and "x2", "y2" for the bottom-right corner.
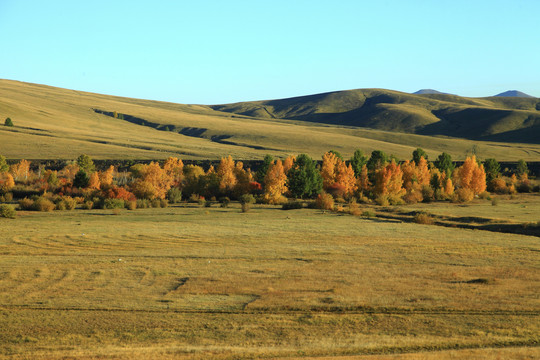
[{"x1": 263, "y1": 160, "x2": 288, "y2": 204}]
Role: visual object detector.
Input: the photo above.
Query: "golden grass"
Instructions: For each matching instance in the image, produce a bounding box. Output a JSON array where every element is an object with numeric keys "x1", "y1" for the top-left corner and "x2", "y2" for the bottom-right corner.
[
  {"x1": 1, "y1": 79, "x2": 540, "y2": 161},
  {"x1": 0, "y1": 201, "x2": 539, "y2": 359}
]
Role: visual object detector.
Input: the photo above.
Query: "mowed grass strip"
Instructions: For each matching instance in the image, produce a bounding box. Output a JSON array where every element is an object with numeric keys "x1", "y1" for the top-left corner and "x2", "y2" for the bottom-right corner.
[{"x1": 0, "y1": 204, "x2": 539, "y2": 358}]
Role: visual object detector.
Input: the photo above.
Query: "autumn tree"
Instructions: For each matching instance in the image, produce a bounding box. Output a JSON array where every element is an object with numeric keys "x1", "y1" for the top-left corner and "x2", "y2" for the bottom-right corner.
[
  {"x1": 373, "y1": 160, "x2": 405, "y2": 205},
  {"x1": 334, "y1": 160, "x2": 357, "y2": 198},
  {"x1": 99, "y1": 165, "x2": 115, "y2": 188},
  {"x1": 217, "y1": 155, "x2": 237, "y2": 193},
  {"x1": 287, "y1": 154, "x2": 322, "y2": 198},
  {"x1": 356, "y1": 164, "x2": 371, "y2": 195},
  {"x1": 282, "y1": 155, "x2": 295, "y2": 174},
  {"x1": 10, "y1": 159, "x2": 31, "y2": 182},
  {"x1": 233, "y1": 161, "x2": 253, "y2": 196},
  {"x1": 130, "y1": 162, "x2": 172, "y2": 199},
  {"x1": 453, "y1": 155, "x2": 486, "y2": 195},
  {"x1": 163, "y1": 157, "x2": 184, "y2": 187},
  {"x1": 321, "y1": 151, "x2": 339, "y2": 189},
  {"x1": 0, "y1": 172, "x2": 15, "y2": 193},
  {"x1": 87, "y1": 172, "x2": 101, "y2": 190},
  {"x1": 262, "y1": 160, "x2": 288, "y2": 204}
]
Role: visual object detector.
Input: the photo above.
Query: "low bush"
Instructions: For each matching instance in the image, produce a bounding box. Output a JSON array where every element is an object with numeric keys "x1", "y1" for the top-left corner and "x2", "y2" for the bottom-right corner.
[
  {"x1": 167, "y1": 187, "x2": 182, "y2": 203},
  {"x1": 34, "y1": 197, "x2": 55, "y2": 212},
  {"x1": 240, "y1": 194, "x2": 256, "y2": 205},
  {"x1": 414, "y1": 212, "x2": 434, "y2": 225},
  {"x1": 453, "y1": 188, "x2": 475, "y2": 203},
  {"x1": 103, "y1": 198, "x2": 125, "y2": 209},
  {"x1": 126, "y1": 200, "x2": 137, "y2": 210},
  {"x1": 241, "y1": 202, "x2": 251, "y2": 213},
  {"x1": 282, "y1": 201, "x2": 303, "y2": 210},
  {"x1": 0, "y1": 204, "x2": 16, "y2": 219},
  {"x1": 315, "y1": 192, "x2": 334, "y2": 210},
  {"x1": 18, "y1": 198, "x2": 35, "y2": 210},
  {"x1": 361, "y1": 210, "x2": 375, "y2": 218},
  {"x1": 347, "y1": 200, "x2": 362, "y2": 216},
  {"x1": 219, "y1": 197, "x2": 230, "y2": 208},
  {"x1": 491, "y1": 197, "x2": 500, "y2": 206},
  {"x1": 83, "y1": 201, "x2": 94, "y2": 210},
  {"x1": 136, "y1": 199, "x2": 151, "y2": 209}
]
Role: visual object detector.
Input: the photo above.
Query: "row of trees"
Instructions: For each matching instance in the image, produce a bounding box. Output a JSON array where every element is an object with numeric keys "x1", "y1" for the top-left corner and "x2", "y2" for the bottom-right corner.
[{"x1": 0, "y1": 150, "x2": 535, "y2": 212}]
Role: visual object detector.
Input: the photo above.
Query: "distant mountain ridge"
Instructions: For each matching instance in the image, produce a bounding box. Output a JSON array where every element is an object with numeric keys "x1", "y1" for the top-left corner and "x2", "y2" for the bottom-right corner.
[
  {"x1": 212, "y1": 88, "x2": 540, "y2": 144},
  {"x1": 413, "y1": 89, "x2": 449, "y2": 95},
  {"x1": 494, "y1": 90, "x2": 534, "y2": 98}
]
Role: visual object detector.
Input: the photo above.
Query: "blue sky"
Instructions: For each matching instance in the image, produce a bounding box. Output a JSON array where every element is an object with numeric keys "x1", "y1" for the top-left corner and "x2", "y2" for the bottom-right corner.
[{"x1": 1, "y1": 0, "x2": 539, "y2": 104}]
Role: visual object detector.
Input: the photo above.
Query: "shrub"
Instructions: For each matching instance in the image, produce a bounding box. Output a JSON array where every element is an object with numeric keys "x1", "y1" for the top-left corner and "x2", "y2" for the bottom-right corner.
[
  {"x1": 239, "y1": 194, "x2": 256, "y2": 205},
  {"x1": 4, "y1": 117, "x2": 14, "y2": 127},
  {"x1": 414, "y1": 212, "x2": 434, "y2": 225},
  {"x1": 241, "y1": 202, "x2": 251, "y2": 213},
  {"x1": 453, "y1": 188, "x2": 475, "y2": 203},
  {"x1": 34, "y1": 197, "x2": 55, "y2": 212},
  {"x1": 491, "y1": 197, "x2": 500, "y2": 206},
  {"x1": 18, "y1": 198, "x2": 34, "y2": 210},
  {"x1": 361, "y1": 210, "x2": 375, "y2": 218},
  {"x1": 103, "y1": 198, "x2": 125, "y2": 209},
  {"x1": 315, "y1": 192, "x2": 334, "y2": 210},
  {"x1": 55, "y1": 196, "x2": 77, "y2": 210},
  {"x1": 282, "y1": 201, "x2": 303, "y2": 210},
  {"x1": 489, "y1": 178, "x2": 509, "y2": 194},
  {"x1": 126, "y1": 200, "x2": 137, "y2": 210},
  {"x1": 219, "y1": 196, "x2": 230, "y2": 208},
  {"x1": 421, "y1": 185, "x2": 434, "y2": 203},
  {"x1": 83, "y1": 201, "x2": 94, "y2": 210},
  {"x1": 0, "y1": 204, "x2": 16, "y2": 218},
  {"x1": 2, "y1": 193, "x2": 13, "y2": 202},
  {"x1": 159, "y1": 199, "x2": 169, "y2": 208},
  {"x1": 167, "y1": 187, "x2": 182, "y2": 203},
  {"x1": 347, "y1": 200, "x2": 362, "y2": 216},
  {"x1": 136, "y1": 199, "x2": 151, "y2": 209},
  {"x1": 151, "y1": 199, "x2": 162, "y2": 208}
]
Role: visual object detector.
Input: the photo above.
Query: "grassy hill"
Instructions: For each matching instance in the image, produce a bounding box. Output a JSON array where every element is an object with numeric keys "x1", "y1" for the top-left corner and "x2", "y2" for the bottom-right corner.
[
  {"x1": 212, "y1": 89, "x2": 540, "y2": 143},
  {"x1": 1, "y1": 79, "x2": 540, "y2": 161}
]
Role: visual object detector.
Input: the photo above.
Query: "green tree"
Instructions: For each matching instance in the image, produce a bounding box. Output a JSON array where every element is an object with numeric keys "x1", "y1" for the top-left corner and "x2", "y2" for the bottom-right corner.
[
  {"x1": 483, "y1": 158, "x2": 500, "y2": 183},
  {"x1": 367, "y1": 150, "x2": 388, "y2": 172},
  {"x1": 256, "y1": 154, "x2": 274, "y2": 184},
  {"x1": 329, "y1": 150, "x2": 344, "y2": 161},
  {"x1": 4, "y1": 117, "x2": 14, "y2": 127},
  {"x1": 516, "y1": 159, "x2": 528, "y2": 176},
  {"x1": 412, "y1": 148, "x2": 428, "y2": 165},
  {"x1": 73, "y1": 170, "x2": 90, "y2": 188},
  {"x1": 350, "y1": 149, "x2": 367, "y2": 177},
  {"x1": 0, "y1": 155, "x2": 8, "y2": 173},
  {"x1": 287, "y1": 154, "x2": 323, "y2": 198},
  {"x1": 434, "y1": 152, "x2": 454, "y2": 176},
  {"x1": 76, "y1": 154, "x2": 95, "y2": 173}
]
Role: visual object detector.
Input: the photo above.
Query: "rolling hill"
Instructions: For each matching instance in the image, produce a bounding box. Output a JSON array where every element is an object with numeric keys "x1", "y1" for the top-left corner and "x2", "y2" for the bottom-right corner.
[
  {"x1": 212, "y1": 89, "x2": 540, "y2": 144},
  {"x1": 1, "y1": 79, "x2": 540, "y2": 161},
  {"x1": 494, "y1": 90, "x2": 534, "y2": 98}
]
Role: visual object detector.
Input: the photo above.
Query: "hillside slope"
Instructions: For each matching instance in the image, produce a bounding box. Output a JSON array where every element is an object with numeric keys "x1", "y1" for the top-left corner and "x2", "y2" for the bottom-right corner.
[
  {"x1": 212, "y1": 89, "x2": 540, "y2": 143},
  {"x1": 1, "y1": 80, "x2": 540, "y2": 161}
]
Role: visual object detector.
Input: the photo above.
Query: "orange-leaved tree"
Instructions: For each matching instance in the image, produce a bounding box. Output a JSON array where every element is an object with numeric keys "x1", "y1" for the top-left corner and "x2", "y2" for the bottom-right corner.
[
  {"x1": 373, "y1": 160, "x2": 405, "y2": 205},
  {"x1": 263, "y1": 160, "x2": 288, "y2": 204},
  {"x1": 130, "y1": 162, "x2": 172, "y2": 199},
  {"x1": 0, "y1": 172, "x2": 15, "y2": 193},
  {"x1": 453, "y1": 155, "x2": 486, "y2": 195},
  {"x1": 334, "y1": 160, "x2": 357, "y2": 198},
  {"x1": 9, "y1": 159, "x2": 31, "y2": 182},
  {"x1": 163, "y1": 157, "x2": 184, "y2": 187},
  {"x1": 217, "y1": 155, "x2": 237, "y2": 193}
]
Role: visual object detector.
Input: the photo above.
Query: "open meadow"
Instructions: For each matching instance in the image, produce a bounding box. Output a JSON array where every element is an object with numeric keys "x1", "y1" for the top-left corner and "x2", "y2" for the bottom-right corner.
[{"x1": 0, "y1": 200, "x2": 538, "y2": 359}]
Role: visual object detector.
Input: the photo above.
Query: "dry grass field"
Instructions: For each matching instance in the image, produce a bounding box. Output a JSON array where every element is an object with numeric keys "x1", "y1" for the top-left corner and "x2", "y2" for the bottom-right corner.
[
  {"x1": 0, "y1": 200, "x2": 538, "y2": 359},
  {"x1": 2, "y1": 79, "x2": 540, "y2": 161}
]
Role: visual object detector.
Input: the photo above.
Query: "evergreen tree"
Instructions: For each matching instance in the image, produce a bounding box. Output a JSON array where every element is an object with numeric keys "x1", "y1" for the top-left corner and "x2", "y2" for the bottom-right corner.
[
  {"x1": 516, "y1": 159, "x2": 528, "y2": 176},
  {"x1": 76, "y1": 154, "x2": 95, "y2": 173},
  {"x1": 350, "y1": 149, "x2": 367, "y2": 177},
  {"x1": 256, "y1": 154, "x2": 274, "y2": 184},
  {"x1": 287, "y1": 154, "x2": 322, "y2": 198},
  {"x1": 73, "y1": 170, "x2": 90, "y2": 188},
  {"x1": 412, "y1": 148, "x2": 428, "y2": 165},
  {"x1": 483, "y1": 158, "x2": 500, "y2": 183},
  {"x1": 4, "y1": 118, "x2": 13, "y2": 127},
  {"x1": 434, "y1": 152, "x2": 454, "y2": 176}
]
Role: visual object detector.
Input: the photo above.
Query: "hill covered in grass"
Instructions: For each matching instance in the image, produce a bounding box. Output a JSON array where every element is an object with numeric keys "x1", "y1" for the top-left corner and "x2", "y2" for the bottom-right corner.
[
  {"x1": 212, "y1": 89, "x2": 540, "y2": 144},
  {"x1": 1, "y1": 79, "x2": 540, "y2": 161}
]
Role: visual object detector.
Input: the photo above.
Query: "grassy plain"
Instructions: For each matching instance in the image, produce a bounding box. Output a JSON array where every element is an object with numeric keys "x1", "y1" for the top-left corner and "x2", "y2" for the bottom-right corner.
[
  {"x1": 1, "y1": 79, "x2": 540, "y2": 161},
  {"x1": 0, "y1": 201, "x2": 539, "y2": 359}
]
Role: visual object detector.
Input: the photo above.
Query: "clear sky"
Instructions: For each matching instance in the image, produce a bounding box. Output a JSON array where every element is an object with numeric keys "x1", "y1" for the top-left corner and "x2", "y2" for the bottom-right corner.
[{"x1": 1, "y1": 0, "x2": 539, "y2": 104}]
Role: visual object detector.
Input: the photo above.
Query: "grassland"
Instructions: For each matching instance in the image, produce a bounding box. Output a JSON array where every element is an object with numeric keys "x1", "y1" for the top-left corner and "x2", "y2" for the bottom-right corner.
[
  {"x1": 1, "y1": 199, "x2": 539, "y2": 359},
  {"x1": 1, "y1": 79, "x2": 540, "y2": 161}
]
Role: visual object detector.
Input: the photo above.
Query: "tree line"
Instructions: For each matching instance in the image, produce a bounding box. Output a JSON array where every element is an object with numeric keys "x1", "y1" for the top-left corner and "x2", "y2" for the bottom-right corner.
[{"x1": 0, "y1": 150, "x2": 535, "y2": 215}]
